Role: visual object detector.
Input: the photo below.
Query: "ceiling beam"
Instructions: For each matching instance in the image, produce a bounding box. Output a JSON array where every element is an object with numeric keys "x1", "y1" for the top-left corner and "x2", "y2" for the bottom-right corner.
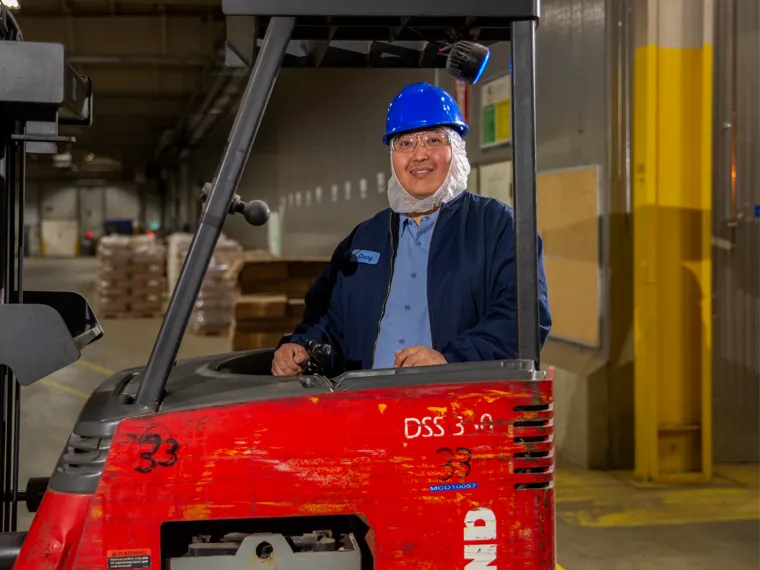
[
  {"x1": 17, "y1": 2, "x2": 223, "y2": 18},
  {"x1": 59, "y1": 136, "x2": 158, "y2": 149},
  {"x1": 95, "y1": 93, "x2": 189, "y2": 101},
  {"x1": 15, "y1": 15, "x2": 223, "y2": 61},
  {"x1": 68, "y1": 54, "x2": 210, "y2": 66}
]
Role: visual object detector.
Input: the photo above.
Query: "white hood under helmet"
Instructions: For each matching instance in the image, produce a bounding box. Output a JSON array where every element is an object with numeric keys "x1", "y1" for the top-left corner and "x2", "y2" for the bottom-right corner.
[{"x1": 386, "y1": 127, "x2": 471, "y2": 214}]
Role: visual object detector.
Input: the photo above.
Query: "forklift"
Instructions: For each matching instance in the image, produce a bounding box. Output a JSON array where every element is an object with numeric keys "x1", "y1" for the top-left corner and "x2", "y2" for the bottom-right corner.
[{"x1": 0, "y1": 0, "x2": 555, "y2": 568}]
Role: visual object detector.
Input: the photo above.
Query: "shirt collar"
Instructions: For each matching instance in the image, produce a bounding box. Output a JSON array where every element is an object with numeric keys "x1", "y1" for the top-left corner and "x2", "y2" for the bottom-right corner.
[{"x1": 400, "y1": 207, "x2": 440, "y2": 236}]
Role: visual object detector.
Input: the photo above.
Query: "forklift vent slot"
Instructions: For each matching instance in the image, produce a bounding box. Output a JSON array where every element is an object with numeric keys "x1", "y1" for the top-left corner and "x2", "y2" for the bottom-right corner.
[
  {"x1": 59, "y1": 434, "x2": 110, "y2": 475},
  {"x1": 514, "y1": 451, "x2": 551, "y2": 459},
  {"x1": 514, "y1": 466, "x2": 551, "y2": 474},
  {"x1": 513, "y1": 404, "x2": 550, "y2": 412},
  {"x1": 514, "y1": 482, "x2": 552, "y2": 491},
  {"x1": 513, "y1": 419, "x2": 549, "y2": 428},
  {"x1": 513, "y1": 435, "x2": 549, "y2": 443}
]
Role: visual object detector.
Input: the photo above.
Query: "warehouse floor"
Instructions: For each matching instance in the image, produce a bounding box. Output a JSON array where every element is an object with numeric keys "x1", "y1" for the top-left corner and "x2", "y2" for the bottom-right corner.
[{"x1": 18, "y1": 258, "x2": 760, "y2": 569}]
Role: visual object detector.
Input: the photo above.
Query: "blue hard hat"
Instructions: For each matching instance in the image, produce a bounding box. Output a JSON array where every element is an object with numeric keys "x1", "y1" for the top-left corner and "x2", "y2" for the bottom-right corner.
[{"x1": 383, "y1": 82, "x2": 469, "y2": 145}]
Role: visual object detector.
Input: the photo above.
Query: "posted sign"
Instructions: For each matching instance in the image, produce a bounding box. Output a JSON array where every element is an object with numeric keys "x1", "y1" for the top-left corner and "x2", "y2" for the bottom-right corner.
[{"x1": 480, "y1": 74, "x2": 512, "y2": 149}]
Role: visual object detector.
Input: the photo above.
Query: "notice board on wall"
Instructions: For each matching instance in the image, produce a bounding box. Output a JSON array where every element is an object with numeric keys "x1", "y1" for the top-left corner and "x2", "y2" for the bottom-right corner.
[
  {"x1": 479, "y1": 160, "x2": 513, "y2": 206},
  {"x1": 537, "y1": 165, "x2": 601, "y2": 347},
  {"x1": 480, "y1": 74, "x2": 512, "y2": 149}
]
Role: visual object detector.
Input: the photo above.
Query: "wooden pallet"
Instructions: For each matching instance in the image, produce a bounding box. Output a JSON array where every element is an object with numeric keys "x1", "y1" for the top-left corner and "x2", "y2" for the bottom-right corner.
[{"x1": 101, "y1": 311, "x2": 163, "y2": 320}]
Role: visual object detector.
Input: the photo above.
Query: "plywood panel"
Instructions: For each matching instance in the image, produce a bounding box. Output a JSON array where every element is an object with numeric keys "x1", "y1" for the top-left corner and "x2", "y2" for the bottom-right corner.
[{"x1": 537, "y1": 165, "x2": 600, "y2": 346}]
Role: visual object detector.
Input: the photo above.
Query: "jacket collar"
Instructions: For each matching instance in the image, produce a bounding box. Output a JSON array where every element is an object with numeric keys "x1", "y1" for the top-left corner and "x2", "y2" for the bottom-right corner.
[{"x1": 390, "y1": 190, "x2": 470, "y2": 227}]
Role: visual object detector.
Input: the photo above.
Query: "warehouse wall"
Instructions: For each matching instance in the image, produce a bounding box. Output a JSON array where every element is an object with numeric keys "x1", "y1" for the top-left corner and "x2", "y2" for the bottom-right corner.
[
  {"x1": 24, "y1": 181, "x2": 161, "y2": 256},
  {"x1": 188, "y1": 0, "x2": 628, "y2": 468},
  {"x1": 712, "y1": 0, "x2": 760, "y2": 463},
  {"x1": 188, "y1": 67, "x2": 436, "y2": 253}
]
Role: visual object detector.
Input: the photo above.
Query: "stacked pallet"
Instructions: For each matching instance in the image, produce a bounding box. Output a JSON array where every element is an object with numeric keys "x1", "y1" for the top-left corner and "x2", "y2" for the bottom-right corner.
[
  {"x1": 95, "y1": 236, "x2": 132, "y2": 316},
  {"x1": 227, "y1": 256, "x2": 329, "y2": 351},
  {"x1": 129, "y1": 236, "x2": 166, "y2": 315},
  {"x1": 95, "y1": 235, "x2": 166, "y2": 318},
  {"x1": 166, "y1": 233, "x2": 244, "y2": 336}
]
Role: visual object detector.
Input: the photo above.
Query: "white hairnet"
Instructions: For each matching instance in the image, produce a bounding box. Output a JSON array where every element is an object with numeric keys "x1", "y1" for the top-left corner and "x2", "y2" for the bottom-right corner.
[{"x1": 386, "y1": 127, "x2": 471, "y2": 214}]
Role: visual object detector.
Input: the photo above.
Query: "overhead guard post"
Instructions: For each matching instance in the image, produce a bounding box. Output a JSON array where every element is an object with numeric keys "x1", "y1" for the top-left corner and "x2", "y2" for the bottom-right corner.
[
  {"x1": 510, "y1": 20, "x2": 541, "y2": 365},
  {"x1": 135, "y1": 16, "x2": 296, "y2": 410}
]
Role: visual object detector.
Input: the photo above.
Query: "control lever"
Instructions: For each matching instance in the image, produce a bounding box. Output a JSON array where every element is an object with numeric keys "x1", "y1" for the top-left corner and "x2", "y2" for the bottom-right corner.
[
  {"x1": 303, "y1": 341, "x2": 332, "y2": 376},
  {"x1": 200, "y1": 182, "x2": 270, "y2": 227}
]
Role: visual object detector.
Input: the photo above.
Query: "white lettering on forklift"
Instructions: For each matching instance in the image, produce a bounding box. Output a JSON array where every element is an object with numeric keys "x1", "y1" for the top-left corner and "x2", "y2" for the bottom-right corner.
[
  {"x1": 453, "y1": 414, "x2": 495, "y2": 436},
  {"x1": 453, "y1": 416, "x2": 465, "y2": 436},
  {"x1": 475, "y1": 413, "x2": 494, "y2": 433},
  {"x1": 404, "y1": 416, "x2": 445, "y2": 439},
  {"x1": 405, "y1": 413, "x2": 498, "y2": 439},
  {"x1": 463, "y1": 507, "x2": 497, "y2": 568}
]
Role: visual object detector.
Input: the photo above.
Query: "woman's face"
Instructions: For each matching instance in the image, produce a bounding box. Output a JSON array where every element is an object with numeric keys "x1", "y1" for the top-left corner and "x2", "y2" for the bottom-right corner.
[{"x1": 391, "y1": 129, "x2": 452, "y2": 198}]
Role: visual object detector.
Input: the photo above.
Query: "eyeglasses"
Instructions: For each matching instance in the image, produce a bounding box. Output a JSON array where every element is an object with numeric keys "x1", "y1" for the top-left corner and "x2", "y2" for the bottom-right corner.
[{"x1": 390, "y1": 130, "x2": 451, "y2": 153}]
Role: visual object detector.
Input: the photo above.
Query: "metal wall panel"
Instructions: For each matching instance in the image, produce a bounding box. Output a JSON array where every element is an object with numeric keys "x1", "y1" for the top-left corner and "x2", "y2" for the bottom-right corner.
[
  {"x1": 78, "y1": 187, "x2": 104, "y2": 237},
  {"x1": 40, "y1": 186, "x2": 77, "y2": 220},
  {"x1": 105, "y1": 185, "x2": 140, "y2": 222},
  {"x1": 439, "y1": 0, "x2": 609, "y2": 171},
  {"x1": 712, "y1": 0, "x2": 760, "y2": 463},
  {"x1": 537, "y1": 0, "x2": 609, "y2": 172}
]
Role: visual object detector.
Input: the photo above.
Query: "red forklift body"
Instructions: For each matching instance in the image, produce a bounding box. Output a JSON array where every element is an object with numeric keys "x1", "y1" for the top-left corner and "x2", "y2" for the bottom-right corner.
[
  {"x1": 17, "y1": 356, "x2": 554, "y2": 569},
  {"x1": 1, "y1": 1, "x2": 553, "y2": 568}
]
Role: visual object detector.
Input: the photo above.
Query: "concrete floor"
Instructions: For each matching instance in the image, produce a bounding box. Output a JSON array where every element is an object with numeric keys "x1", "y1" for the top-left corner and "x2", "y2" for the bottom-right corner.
[{"x1": 17, "y1": 257, "x2": 760, "y2": 569}]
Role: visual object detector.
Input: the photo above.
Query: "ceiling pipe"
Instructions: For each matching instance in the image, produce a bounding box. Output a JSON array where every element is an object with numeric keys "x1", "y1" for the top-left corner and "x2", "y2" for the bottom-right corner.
[{"x1": 154, "y1": 23, "x2": 253, "y2": 166}]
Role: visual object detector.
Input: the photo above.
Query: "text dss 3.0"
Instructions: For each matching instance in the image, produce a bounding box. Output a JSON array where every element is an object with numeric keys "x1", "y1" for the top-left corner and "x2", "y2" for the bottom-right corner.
[{"x1": 404, "y1": 414, "x2": 495, "y2": 439}]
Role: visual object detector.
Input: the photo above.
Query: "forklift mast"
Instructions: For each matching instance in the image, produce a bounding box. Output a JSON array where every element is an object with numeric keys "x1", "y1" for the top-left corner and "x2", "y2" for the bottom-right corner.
[
  {"x1": 0, "y1": 4, "x2": 99, "y2": 532},
  {"x1": 137, "y1": 0, "x2": 542, "y2": 410}
]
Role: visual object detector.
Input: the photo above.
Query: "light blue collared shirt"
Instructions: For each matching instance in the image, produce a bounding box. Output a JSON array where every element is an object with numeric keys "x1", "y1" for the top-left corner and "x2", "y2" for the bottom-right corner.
[{"x1": 372, "y1": 209, "x2": 440, "y2": 369}]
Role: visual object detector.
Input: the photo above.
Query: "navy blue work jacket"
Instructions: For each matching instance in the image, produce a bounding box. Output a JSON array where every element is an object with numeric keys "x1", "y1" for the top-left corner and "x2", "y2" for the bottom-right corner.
[{"x1": 282, "y1": 191, "x2": 552, "y2": 373}]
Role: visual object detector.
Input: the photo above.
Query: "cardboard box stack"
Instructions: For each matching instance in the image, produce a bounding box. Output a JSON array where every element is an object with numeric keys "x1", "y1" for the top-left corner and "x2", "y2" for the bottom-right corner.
[
  {"x1": 166, "y1": 232, "x2": 193, "y2": 299},
  {"x1": 227, "y1": 256, "x2": 329, "y2": 351},
  {"x1": 168, "y1": 234, "x2": 243, "y2": 335},
  {"x1": 95, "y1": 235, "x2": 132, "y2": 316},
  {"x1": 95, "y1": 235, "x2": 166, "y2": 317},
  {"x1": 129, "y1": 236, "x2": 167, "y2": 315}
]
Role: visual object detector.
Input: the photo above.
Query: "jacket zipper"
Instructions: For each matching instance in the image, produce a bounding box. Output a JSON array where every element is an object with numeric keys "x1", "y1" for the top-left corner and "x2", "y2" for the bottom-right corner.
[
  {"x1": 427, "y1": 208, "x2": 442, "y2": 350},
  {"x1": 372, "y1": 211, "x2": 397, "y2": 366}
]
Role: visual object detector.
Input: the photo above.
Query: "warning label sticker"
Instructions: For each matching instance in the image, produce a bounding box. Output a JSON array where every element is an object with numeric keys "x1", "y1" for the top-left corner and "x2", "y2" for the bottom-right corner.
[{"x1": 107, "y1": 549, "x2": 151, "y2": 569}]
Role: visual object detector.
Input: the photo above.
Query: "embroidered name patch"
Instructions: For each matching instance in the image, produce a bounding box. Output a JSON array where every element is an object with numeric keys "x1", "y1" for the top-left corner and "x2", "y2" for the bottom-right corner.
[{"x1": 351, "y1": 249, "x2": 380, "y2": 265}]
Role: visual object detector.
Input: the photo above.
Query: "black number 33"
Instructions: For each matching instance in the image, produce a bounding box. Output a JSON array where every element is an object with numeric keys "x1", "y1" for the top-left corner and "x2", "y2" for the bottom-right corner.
[
  {"x1": 135, "y1": 431, "x2": 180, "y2": 474},
  {"x1": 437, "y1": 447, "x2": 472, "y2": 481}
]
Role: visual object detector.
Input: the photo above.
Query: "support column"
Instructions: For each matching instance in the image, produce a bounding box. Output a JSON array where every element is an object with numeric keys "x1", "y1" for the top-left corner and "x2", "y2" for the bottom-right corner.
[{"x1": 633, "y1": 0, "x2": 713, "y2": 482}]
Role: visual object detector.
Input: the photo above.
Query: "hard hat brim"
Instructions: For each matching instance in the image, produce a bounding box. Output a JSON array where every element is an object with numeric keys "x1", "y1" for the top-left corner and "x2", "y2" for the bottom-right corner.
[{"x1": 382, "y1": 121, "x2": 469, "y2": 145}]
